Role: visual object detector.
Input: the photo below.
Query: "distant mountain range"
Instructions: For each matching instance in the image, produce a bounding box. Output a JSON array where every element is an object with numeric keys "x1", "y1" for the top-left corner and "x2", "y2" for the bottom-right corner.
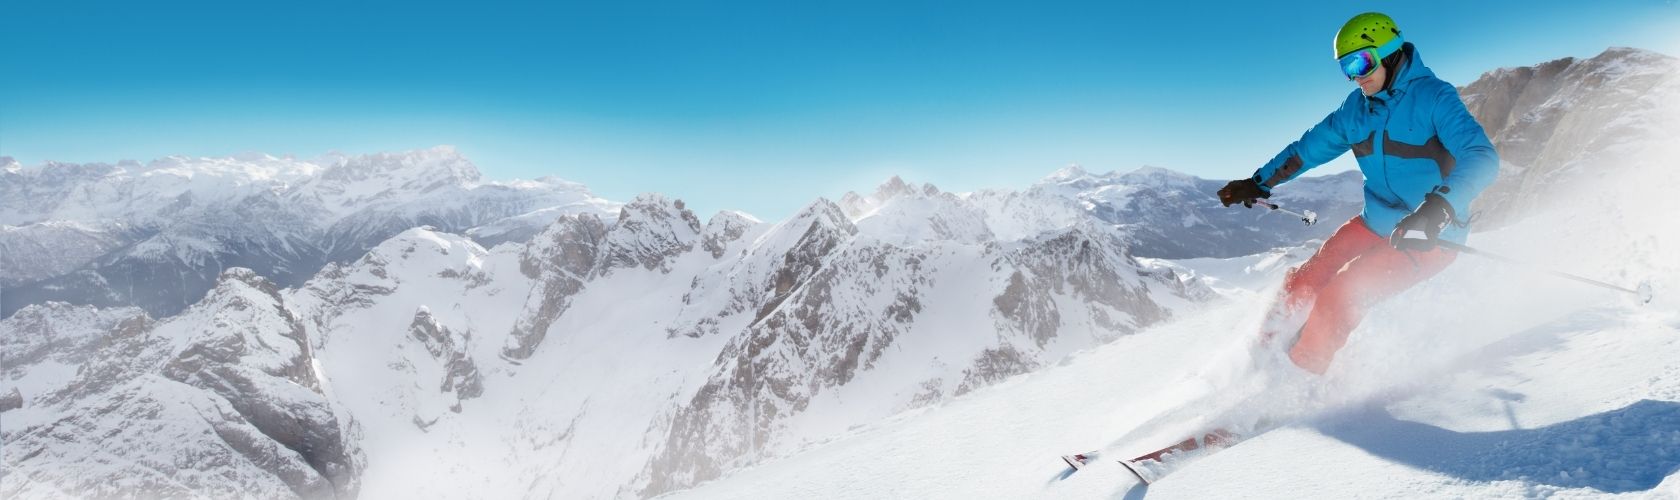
[
  {"x1": 2, "y1": 46, "x2": 1674, "y2": 499},
  {"x1": 1, "y1": 146, "x2": 619, "y2": 318},
  {"x1": 0, "y1": 147, "x2": 1362, "y2": 320}
]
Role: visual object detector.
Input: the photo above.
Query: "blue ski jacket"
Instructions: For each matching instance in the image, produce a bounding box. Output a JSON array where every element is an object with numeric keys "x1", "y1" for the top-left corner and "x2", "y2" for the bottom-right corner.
[{"x1": 1250, "y1": 43, "x2": 1499, "y2": 244}]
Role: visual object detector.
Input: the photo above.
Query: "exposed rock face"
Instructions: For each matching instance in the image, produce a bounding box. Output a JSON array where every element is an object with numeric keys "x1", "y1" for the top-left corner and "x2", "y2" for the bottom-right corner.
[
  {"x1": 275, "y1": 225, "x2": 514, "y2": 486},
  {"x1": 701, "y1": 211, "x2": 760, "y2": 259},
  {"x1": 1460, "y1": 47, "x2": 1680, "y2": 226},
  {"x1": 997, "y1": 223, "x2": 1183, "y2": 346},
  {"x1": 601, "y1": 194, "x2": 704, "y2": 272},
  {"x1": 409, "y1": 307, "x2": 484, "y2": 412},
  {"x1": 505, "y1": 194, "x2": 701, "y2": 360},
  {"x1": 1, "y1": 269, "x2": 363, "y2": 499},
  {"x1": 504, "y1": 214, "x2": 610, "y2": 360},
  {"x1": 1, "y1": 302, "x2": 151, "y2": 387},
  {"x1": 631, "y1": 197, "x2": 1205, "y2": 498}
]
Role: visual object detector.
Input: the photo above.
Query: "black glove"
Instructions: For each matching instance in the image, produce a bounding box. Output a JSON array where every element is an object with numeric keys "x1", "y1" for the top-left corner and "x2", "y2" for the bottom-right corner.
[
  {"x1": 1217, "y1": 178, "x2": 1269, "y2": 208},
  {"x1": 1390, "y1": 193, "x2": 1455, "y2": 251}
]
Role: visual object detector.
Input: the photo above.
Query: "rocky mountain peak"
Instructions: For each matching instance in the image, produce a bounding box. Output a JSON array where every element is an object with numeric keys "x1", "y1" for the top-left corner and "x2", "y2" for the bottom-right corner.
[
  {"x1": 788, "y1": 197, "x2": 857, "y2": 235},
  {"x1": 876, "y1": 175, "x2": 914, "y2": 199},
  {"x1": 1587, "y1": 46, "x2": 1676, "y2": 75},
  {"x1": 1044, "y1": 163, "x2": 1091, "y2": 183},
  {"x1": 1461, "y1": 46, "x2": 1680, "y2": 227},
  {"x1": 206, "y1": 267, "x2": 285, "y2": 303},
  {"x1": 618, "y1": 193, "x2": 697, "y2": 225},
  {"x1": 319, "y1": 145, "x2": 483, "y2": 190},
  {"x1": 364, "y1": 227, "x2": 485, "y2": 266},
  {"x1": 1036, "y1": 164, "x2": 1129, "y2": 193},
  {"x1": 705, "y1": 210, "x2": 762, "y2": 230},
  {"x1": 838, "y1": 176, "x2": 934, "y2": 220},
  {"x1": 601, "y1": 193, "x2": 703, "y2": 272},
  {"x1": 1120, "y1": 165, "x2": 1198, "y2": 187},
  {"x1": 702, "y1": 210, "x2": 764, "y2": 259}
]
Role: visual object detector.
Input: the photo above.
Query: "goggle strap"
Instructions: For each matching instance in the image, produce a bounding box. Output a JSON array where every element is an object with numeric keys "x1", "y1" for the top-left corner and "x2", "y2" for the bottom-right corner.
[
  {"x1": 1374, "y1": 35, "x2": 1405, "y2": 59},
  {"x1": 1337, "y1": 33, "x2": 1405, "y2": 60}
]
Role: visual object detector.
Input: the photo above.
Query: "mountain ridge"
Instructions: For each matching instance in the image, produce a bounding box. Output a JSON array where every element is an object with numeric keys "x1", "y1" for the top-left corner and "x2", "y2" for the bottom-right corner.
[{"x1": 2, "y1": 46, "x2": 1675, "y2": 499}]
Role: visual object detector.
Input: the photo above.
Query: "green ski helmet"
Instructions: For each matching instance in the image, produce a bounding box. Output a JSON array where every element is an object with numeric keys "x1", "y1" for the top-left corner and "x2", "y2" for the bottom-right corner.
[
  {"x1": 1334, "y1": 13, "x2": 1404, "y2": 80},
  {"x1": 1335, "y1": 12, "x2": 1403, "y2": 59}
]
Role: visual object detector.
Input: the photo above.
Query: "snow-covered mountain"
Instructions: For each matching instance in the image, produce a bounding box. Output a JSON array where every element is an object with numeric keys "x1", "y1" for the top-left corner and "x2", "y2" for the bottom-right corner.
[
  {"x1": 666, "y1": 213, "x2": 1680, "y2": 499},
  {"x1": 2, "y1": 180, "x2": 1213, "y2": 499},
  {"x1": 0, "y1": 146, "x2": 619, "y2": 319},
  {"x1": 1462, "y1": 47, "x2": 1680, "y2": 226},
  {"x1": 2, "y1": 270, "x2": 361, "y2": 499},
  {"x1": 1, "y1": 147, "x2": 1346, "y2": 322},
  {"x1": 662, "y1": 72, "x2": 1680, "y2": 496},
  {"x1": 4, "y1": 46, "x2": 1676, "y2": 500},
  {"x1": 892, "y1": 165, "x2": 1363, "y2": 259},
  {"x1": 654, "y1": 47, "x2": 1680, "y2": 500}
]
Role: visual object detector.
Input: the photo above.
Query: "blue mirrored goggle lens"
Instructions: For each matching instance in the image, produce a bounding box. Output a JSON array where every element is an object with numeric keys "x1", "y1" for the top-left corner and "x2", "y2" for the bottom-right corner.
[{"x1": 1340, "y1": 50, "x2": 1378, "y2": 79}]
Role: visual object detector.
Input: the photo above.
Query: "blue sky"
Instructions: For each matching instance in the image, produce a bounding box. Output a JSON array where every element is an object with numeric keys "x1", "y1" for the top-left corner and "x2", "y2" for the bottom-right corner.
[{"x1": 4, "y1": 1, "x2": 1677, "y2": 220}]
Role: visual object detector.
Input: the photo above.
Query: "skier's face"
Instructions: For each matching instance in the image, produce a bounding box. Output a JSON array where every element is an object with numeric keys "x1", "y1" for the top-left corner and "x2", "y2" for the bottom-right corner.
[{"x1": 1355, "y1": 63, "x2": 1387, "y2": 96}]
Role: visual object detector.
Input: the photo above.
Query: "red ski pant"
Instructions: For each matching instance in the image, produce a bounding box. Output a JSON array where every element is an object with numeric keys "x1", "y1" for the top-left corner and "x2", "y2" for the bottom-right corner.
[{"x1": 1263, "y1": 217, "x2": 1456, "y2": 374}]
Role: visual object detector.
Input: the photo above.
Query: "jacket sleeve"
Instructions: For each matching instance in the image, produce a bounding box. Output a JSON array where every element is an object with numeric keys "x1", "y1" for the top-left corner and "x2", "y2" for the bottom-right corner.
[
  {"x1": 1428, "y1": 84, "x2": 1500, "y2": 219},
  {"x1": 1249, "y1": 97, "x2": 1355, "y2": 193}
]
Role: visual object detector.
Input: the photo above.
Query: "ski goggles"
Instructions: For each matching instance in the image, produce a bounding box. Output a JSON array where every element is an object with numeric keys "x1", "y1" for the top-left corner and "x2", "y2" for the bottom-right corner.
[
  {"x1": 1338, "y1": 36, "x2": 1404, "y2": 80},
  {"x1": 1339, "y1": 49, "x2": 1381, "y2": 80}
]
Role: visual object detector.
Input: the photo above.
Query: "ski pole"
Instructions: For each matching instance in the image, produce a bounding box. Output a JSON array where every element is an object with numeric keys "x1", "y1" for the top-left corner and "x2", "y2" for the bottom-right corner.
[
  {"x1": 1251, "y1": 199, "x2": 1318, "y2": 226},
  {"x1": 1435, "y1": 240, "x2": 1655, "y2": 304}
]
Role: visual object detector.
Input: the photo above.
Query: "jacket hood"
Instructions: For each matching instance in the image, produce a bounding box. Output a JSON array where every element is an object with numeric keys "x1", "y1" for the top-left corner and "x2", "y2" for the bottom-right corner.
[{"x1": 1372, "y1": 43, "x2": 1436, "y2": 101}]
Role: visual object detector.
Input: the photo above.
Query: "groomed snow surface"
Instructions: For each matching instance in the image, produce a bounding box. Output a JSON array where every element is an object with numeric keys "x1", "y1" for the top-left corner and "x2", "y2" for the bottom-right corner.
[{"x1": 664, "y1": 161, "x2": 1680, "y2": 498}]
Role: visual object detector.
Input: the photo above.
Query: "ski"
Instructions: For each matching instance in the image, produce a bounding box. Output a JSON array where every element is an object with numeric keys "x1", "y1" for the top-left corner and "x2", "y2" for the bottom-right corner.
[
  {"x1": 1060, "y1": 450, "x2": 1099, "y2": 470},
  {"x1": 1116, "y1": 458, "x2": 1150, "y2": 484},
  {"x1": 1058, "y1": 426, "x2": 1253, "y2": 483},
  {"x1": 1125, "y1": 427, "x2": 1239, "y2": 484}
]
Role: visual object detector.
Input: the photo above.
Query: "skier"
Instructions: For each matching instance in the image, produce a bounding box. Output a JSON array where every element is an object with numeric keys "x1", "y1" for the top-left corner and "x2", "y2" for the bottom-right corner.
[
  {"x1": 1218, "y1": 11, "x2": 1499, "y2": 374},
  {"x1": 1064, "y1": 12, "x2": 1500, "y2": 482}
]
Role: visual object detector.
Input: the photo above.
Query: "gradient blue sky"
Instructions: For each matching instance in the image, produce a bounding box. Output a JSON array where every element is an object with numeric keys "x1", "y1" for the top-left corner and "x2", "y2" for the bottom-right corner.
[{"x1": 5, "y1": 1, "x2": 1677, "y2": 220}]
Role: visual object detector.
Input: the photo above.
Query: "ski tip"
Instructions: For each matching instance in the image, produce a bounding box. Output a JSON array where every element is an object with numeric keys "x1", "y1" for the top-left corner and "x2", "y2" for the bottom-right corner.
[
  {"x1": 1117, "y1": 460, "x2": 1151, "y2": 485},
  {"x1": 1060, "y1": 451, "x2": 1100, "y2": 471}
]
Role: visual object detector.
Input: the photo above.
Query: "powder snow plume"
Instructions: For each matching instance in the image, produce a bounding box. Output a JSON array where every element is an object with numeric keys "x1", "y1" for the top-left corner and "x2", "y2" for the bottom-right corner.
[{"x1": 666, "y1": 51, "x2": 1680, "y2": 500}]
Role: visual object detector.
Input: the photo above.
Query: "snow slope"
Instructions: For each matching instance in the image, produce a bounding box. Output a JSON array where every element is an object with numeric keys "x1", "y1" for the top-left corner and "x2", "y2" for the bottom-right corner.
[
  {"x1": 5, "y1": 47, "x2": 1677, "y2": 500},
  {"x1": 666, "y1": 117, "x2": 1680, "y2": 499},
  {"x1": 664, "y1": 290, "x2": 1680, "y2": 499}
]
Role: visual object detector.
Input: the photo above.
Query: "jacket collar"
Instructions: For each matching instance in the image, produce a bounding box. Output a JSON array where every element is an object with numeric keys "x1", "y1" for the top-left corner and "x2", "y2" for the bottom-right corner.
[{"x1": 1367, "y1": 43, "x2": 1434, "y2": 103}]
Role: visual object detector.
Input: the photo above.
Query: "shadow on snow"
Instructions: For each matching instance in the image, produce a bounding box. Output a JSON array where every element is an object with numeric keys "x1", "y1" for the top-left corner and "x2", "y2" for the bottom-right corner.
[{"x1": 1315, "y1": 399, "x2": 1680, "y2": 493}]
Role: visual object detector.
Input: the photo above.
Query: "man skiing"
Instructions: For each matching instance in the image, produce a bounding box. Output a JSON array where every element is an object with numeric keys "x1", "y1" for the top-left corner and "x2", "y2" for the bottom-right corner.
[
  {"x1": 1218, "y1": 12, "x2": 1499, "y2": 374},
  {"x1": 1064, "y1": 12, "x2": 1500, "y2": 482}
]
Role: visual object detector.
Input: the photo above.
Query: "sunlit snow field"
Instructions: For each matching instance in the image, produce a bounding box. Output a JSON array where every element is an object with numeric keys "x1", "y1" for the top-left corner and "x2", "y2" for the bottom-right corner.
[{"x1": 667, "y1": 137, "x2": 1680, "y2": 499}]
